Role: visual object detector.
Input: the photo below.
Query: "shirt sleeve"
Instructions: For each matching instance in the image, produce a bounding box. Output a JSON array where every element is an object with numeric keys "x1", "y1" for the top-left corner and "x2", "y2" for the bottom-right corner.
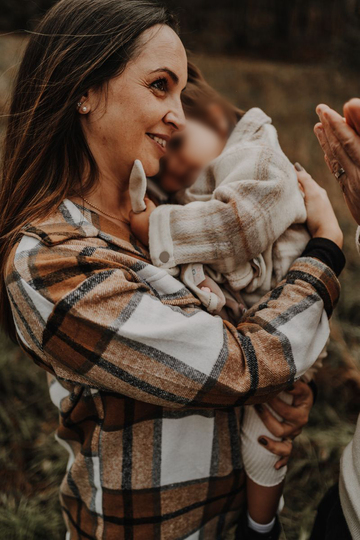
[
  {"x1": 9, "y1": 248, "x2": 340, "y2": 410},
  {"x1": 301, "y1": 237, "x2": 346, "y2": 277},
  {"x1": 149, "y1": 141, "x2": 307, "y2": 274}
]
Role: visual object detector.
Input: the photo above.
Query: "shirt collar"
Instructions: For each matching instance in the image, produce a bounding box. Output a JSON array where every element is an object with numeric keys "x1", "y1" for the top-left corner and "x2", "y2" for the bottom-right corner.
[{"x1": 21, "y1": 198, "x2": 149, "y2": 259}]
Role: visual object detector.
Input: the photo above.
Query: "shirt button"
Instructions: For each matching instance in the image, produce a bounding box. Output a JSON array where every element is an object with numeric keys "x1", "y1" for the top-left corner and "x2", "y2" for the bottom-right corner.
[{"x1": 159, "y1": 251, "x2": 170, "y2": 263}]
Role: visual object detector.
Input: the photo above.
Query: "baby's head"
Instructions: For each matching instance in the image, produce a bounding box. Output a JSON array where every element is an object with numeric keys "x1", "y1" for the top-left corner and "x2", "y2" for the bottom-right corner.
[{"x1": 159, "y1": 62, "x2": 244, "y2": 193}]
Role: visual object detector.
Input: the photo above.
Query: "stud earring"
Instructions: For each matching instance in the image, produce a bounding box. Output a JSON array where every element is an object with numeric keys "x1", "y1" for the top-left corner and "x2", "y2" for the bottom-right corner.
[
  {"x1": 82, "y1": 106, "x2": 87, "y2": 112},
  {"x1": 77, "y1": 102, "x2": 82, "y2": 108}
]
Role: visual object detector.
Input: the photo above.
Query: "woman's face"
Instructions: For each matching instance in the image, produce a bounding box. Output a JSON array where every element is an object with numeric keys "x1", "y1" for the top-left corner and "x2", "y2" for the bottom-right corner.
[{"x1": 82, "y1": 25, "x2": 187, "y2": 183}]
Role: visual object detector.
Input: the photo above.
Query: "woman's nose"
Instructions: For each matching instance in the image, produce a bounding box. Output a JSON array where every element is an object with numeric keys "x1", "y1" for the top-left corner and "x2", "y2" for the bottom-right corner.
[{"x1": 164, "y1": 100, "x2": 186, "y2": 132}]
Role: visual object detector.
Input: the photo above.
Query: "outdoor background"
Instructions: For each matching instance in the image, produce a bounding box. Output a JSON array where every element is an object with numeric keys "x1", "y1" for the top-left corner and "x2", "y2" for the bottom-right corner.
[{"x1": 1, "y1": 1, "x2": 360, "y2": 539}]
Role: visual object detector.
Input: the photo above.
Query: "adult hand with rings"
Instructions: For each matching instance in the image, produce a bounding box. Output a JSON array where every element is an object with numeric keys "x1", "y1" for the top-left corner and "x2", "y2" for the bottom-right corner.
[
  {"x1": 315, "y1": 100, "x2": 360, "y2": 225},
  {"x1": 255, "y1": 380, "x2": 315, "y2": 470}
]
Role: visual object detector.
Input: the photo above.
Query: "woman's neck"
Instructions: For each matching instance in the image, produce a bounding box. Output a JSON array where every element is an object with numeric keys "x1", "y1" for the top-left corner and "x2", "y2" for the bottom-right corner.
[{"x1": 73, "y1": 169, "x2": 133, "y2": 225}]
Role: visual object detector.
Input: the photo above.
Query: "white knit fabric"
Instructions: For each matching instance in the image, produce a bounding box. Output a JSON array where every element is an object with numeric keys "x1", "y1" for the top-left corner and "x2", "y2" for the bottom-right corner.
[
  {"x1": 241, "y1": 391, "x2": 293, "y2": 487},
  {"x1": 242, "y1": 341, "x2": 327, "y2": 486}
]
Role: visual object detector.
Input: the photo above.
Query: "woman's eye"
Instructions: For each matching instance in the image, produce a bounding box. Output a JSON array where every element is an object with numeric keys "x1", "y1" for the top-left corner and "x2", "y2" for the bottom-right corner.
[{"x1": 151, "y1": 78, "x2": 168, "y2": 93}]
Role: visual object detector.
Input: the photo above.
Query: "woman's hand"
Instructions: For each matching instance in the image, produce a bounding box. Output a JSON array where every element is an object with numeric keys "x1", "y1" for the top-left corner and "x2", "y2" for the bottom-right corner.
[
  {"x1": 129, "y1": 197, "x2": 156, "y2": 246},
  {"x1": 296, "y1": 166, "x2": 343, "y2": 249},
  {"x1": 255, "y1": 380, "x2": 315, "y2": 469},
  {"x1": 315, "y1": 101, "x2": 360, "y2": 226}
]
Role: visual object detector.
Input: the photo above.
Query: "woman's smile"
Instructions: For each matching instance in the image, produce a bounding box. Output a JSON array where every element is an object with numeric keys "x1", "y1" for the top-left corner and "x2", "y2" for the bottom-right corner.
[{"x1": 147, "y1": 132, "x2": 169, "y2": 154}]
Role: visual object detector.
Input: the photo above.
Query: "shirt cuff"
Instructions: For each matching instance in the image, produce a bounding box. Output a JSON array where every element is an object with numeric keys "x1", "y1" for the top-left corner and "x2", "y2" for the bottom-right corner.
[
  {"x1": 301, "y1": 237, "x2": 346, "y2": 277},
  {"x1": 148, "y1": 206, "x2": 176, "y2": 268}
]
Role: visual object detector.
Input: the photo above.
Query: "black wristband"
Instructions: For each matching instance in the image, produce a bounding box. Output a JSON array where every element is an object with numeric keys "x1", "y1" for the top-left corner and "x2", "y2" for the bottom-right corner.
[
  {"x1": 301, "y1": 238, "x2": 346, "y2": 277},
  {"x1": 308, "y1": 379, "x2": 318, "y2": 405}
]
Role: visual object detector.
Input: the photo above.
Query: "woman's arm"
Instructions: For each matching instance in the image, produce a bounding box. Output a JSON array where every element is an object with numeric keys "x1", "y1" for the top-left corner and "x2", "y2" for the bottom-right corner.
[{"x1": 7, "y1": 236, "x2": 340, "y2": 410}]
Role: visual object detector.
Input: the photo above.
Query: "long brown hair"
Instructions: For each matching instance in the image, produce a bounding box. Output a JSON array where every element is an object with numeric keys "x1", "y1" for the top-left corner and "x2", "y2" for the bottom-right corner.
[
  {"x1": 0, "y1": 0, "x2": 178, "y2": 342},
  {"x1": 182, "y1": 61, "x2": 245, "y2": 134}
]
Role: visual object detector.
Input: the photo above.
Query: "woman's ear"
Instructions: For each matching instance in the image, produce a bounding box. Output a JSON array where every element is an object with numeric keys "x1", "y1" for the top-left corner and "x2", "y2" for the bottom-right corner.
[
  {"x1": 77, "y1": 91, "x2": 90, "y2": 114},
  {"x1": 207, "y1": 102, "x2": 229, "y2": 138}
]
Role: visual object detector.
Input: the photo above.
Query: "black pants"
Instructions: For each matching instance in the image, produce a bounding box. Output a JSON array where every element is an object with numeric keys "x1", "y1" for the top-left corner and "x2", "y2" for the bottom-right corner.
[{"x1": 310, "y1": 483, "x2": 352, "y2": 540}]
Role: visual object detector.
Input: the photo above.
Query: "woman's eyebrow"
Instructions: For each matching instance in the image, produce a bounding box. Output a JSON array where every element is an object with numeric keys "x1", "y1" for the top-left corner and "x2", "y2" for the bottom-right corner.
[{"x1": 150, "y1": 67, "x2": 179, "y2": 84}]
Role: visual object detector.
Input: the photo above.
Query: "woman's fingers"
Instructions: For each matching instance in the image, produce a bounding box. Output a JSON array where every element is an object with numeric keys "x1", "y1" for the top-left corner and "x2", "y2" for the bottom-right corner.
[
  {"x1": 254, "y1": 404, "x2": 284, "y2": 438},
  {"x1": 296, "y1": 168, "x2": 327, "y2": 201},
  {"x1": 326, "y1": 108, "x2": 360, "y2": 168},
  {"x1": 285, "y1": 380, "x2": 314, "y2": 407},
  {"x1": 266, "y1": 396, "x2": 307, "y2": 427},
  {"x1": 255, "y1": 404, "x2": 297, "y2": 439},
  {"x1": 343, "y1": 98, "x2": 360, "y2": 133},
  {"x1": 286, "y1": 380, "x2": 308, "y2": 396},
  {"x1": 316, "y1": 105, "x2": 351, "y2": 173},
  {"x1": 316, "y1": 104, "x2": 360, "y2": 177},
  {"x1": 258, "y1": 435, "x2": 294, "y2": 469},
  {"x1": 314, "y1": 124, "x2": 339, "y2": 174},
  {"x1": 258, "y1": 436, "x2": 293, "y2": 460},
  {"x1": 324, "y1": 154, "x2": 335, "y2": 176},
  {"x1": 275, "y1": 456, "x2": 290, "y2": 470},
  {"x1": 314, "y1": 122, "x2": 336, "y2": 165}
]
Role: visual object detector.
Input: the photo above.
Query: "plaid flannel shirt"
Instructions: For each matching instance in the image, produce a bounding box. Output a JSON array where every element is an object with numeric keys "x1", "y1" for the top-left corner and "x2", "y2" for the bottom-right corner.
[{"x1": 5, "y1": 199, "x2": 340, "y2": 539}]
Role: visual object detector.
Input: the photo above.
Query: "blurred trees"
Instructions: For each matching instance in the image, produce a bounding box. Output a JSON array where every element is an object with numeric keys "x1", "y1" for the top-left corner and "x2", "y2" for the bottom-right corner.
[
  {"x1": 166, "y1": 0, "x2": 360, "y2": 65},
  {"x1": 0, "y1": 0, "x2": 360, "y2": 66},
  {"x1": 0, "y1": 0, "x2": 53, "y2": 33}
]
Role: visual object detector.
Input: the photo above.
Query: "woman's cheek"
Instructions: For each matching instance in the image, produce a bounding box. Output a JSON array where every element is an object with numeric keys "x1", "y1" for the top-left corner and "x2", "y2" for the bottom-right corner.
[{"x1": 141, "y1": 152, "x2": 161, "y2": 178}]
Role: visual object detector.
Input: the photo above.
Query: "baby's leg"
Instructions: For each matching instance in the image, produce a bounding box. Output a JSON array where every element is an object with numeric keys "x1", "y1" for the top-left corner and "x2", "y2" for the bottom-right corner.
[
  {"x1": 246, "y1": 477, "x2": 284, "y2": 525},
  {"x1": 241, "y1": 392, "x2": 293, "y2": 531}
]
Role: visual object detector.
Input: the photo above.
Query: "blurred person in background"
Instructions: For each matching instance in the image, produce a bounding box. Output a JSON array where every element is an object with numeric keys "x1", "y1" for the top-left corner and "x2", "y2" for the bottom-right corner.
[{"x1": 309, "y1": 99, "x2": 360, "y2": 540}]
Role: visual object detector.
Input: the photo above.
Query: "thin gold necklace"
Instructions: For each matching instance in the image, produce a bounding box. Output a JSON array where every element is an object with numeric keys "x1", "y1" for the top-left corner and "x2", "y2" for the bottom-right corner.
[{"x1": 74, "y1": 192, "x2": 130, "y2": 224}]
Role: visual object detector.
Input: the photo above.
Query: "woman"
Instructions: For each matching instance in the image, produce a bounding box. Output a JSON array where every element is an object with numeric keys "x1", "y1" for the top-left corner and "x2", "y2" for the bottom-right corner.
[
  {"x1": 0, "y1": 1, "x2": 344, "y2": 538},
  {"x1": 309, "y1": 99, "x2": 360, "y2": 540}
]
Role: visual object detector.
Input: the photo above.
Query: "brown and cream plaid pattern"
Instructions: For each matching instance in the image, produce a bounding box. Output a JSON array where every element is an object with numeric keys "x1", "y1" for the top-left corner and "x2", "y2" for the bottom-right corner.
[
  {"x1": 5, "y1": 200, "x2": 339, "y2": 539},
  {"x1": 148, "y1": 108, "x2": 311, "y2": 303}
]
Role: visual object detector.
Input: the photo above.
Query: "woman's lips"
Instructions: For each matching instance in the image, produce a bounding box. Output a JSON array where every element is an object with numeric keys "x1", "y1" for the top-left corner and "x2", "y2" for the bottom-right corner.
[{"x1": 147, "y1": 133, "x2": 167, "y2": 154}]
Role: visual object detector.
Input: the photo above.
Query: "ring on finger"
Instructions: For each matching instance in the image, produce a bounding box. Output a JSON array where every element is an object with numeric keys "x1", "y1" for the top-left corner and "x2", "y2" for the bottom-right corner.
[
  {"x1": 282, "y1": 437, "x2": 293, "y2": 444},
  {"x1": 334, "y1": 167, "x2": 346, "y2": 180}
]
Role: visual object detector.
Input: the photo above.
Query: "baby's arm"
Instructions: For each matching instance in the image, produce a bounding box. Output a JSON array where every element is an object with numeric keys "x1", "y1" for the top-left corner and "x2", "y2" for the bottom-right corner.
[{"x1": 148, "y1": 143, "x2": 307, "y2": 273}]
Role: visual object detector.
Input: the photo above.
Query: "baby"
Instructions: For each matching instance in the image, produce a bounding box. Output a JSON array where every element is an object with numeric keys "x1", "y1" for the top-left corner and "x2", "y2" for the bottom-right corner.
[{"x1": 129, "y1": 62, "x2": 325, "y2": 539}]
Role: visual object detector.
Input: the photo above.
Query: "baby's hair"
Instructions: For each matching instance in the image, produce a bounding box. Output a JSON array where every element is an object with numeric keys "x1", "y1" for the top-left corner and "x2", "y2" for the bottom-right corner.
[{"x1": 182, "y1": 61, "x2": 245, "y2": 135}]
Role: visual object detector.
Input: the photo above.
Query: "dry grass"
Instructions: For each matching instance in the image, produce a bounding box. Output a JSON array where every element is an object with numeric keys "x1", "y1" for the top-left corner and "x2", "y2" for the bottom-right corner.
[{"x1": 0, "y1": 36, "x2": 359, "y2": 539}]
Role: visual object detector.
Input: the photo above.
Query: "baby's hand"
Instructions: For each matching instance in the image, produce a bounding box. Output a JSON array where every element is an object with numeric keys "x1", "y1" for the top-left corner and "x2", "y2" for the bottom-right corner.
[
  {"x1": 200, "y1": 286, "x2": 212, "y2": 293},
  {"x1": 129, "y1": 197, "x2": 156, "y2": 246}
]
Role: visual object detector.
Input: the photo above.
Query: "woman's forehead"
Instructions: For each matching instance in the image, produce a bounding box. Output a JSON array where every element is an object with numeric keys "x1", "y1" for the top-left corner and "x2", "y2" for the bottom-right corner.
[{"x1": 135, "y1": 25, "x2": 187, "y2": 82}]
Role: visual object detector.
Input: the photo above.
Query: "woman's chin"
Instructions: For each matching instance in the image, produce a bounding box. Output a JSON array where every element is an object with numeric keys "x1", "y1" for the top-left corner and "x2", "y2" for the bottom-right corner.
[{"x1": 141, "y1": 158, "x2": 160, "y2": 178}]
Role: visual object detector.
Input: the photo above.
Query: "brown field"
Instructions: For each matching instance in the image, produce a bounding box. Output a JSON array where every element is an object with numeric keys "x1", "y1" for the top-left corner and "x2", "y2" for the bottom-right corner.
[{"x1": 0, "y1": 35, "x2": 359, "y2": 540}]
